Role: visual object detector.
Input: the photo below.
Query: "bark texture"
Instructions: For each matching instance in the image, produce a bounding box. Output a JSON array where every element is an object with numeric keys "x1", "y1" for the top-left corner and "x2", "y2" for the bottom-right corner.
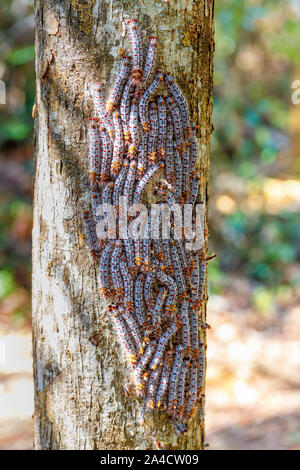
[{"x1": 32, "y1": 0, "x2": 214, "y2": 450}]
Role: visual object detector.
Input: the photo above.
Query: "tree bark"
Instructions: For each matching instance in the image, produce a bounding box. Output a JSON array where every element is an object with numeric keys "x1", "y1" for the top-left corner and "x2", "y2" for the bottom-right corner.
[{"x1": 32, "y1": 0, "x2": 214, "y2": 450}]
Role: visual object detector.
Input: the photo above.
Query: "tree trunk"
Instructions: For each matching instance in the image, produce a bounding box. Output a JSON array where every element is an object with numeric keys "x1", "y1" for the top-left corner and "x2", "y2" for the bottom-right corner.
[{"x1": 32, "y1": 0, "x2": 214, "y2": 450}]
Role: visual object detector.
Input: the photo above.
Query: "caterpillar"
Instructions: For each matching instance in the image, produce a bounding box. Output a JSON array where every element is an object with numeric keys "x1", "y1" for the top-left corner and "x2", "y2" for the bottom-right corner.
[
  {"x1": 137, "y1": 133, "x2": 148, "y2": 178},
  {"x1": 102, "y1": 181, "x2": 114, "y2": 206},
  {"x1": 166, "y1": 96, "x2": 185, "y2": 153},
  {"x1": 106, "y1": 56, "x2": 131, "y2": 113},
  {"x1": 180, "y1": 300, "x2": 191, "y2": 354},
  {"x1": 120, "y1": 307, "x2": 143, "y2": 353},
  {"x1": 153, "y1": 239, "x2": 164, "y2": 263},
  {"x1": 93, "y1": 83, "x2": 114, "y2": 138},
  {"x1": 91, "y1": 185, "x2": 101, "y2": 216},
  {"x1": 123, "y1": 237, "x2": 136, "y2": 275},
  {"x1": 100, "y1": 125, "x2": 113, "y2": 183},
  {"x1": 188, "y1": 174, "x2": 200, "y2": 206},
  {"x1": 145, "y1": 364, "x2": 162, "y2": 410},
  {"x1": 189, "y1": 124, "x2": 198, "y2": 179},
  {"x1": 147, "y1": 101, "x2": 158, "y2": 165},
  {"x1": 111, "y1": 111, "x2": 124, "y2": 176},
  {"x1": 170, "y1": 241, "x2": 187, "y2": 299},
  {"x1": 139, "y1": 72, "x2": 164, "y2": 132},
  {"x1": 132, "y1": 161, "x2": 164, "y2": 204},
  {"x1": 149, "y1": 320, "x2": 178, "y2": 370},
  {"x1": 120, "y1": 80, "x2": 134, "y2": 143},
  {"x1": 111, "y1": 241, "x2": 124, "y2": 301},
  {"x1": 143, "y1": 36, "x2": 157, "y2": 87},
  {"x1": 83, "y1": 210, "x2": 99, "y2": 261},
  {"x1": 144, "y1": 269, "x2": 156, "y2": 310},
  {"x1": 120, "y1": 256, "x2": 134, "y2": 311},
  {"x1": 161, "y1": 239, "x2": 173, "y2": 275},
  {"x1": 128, "y1": 94, "x2": 141, "y2": 157},
  {"x1": 196, "y1": 341, "x2": 205, "y2": 399},
  {"x1": 155, "y1": 350, "x2": 172, "y2": 407},
  {"x1": 151, "y1": 287, "x2": 167, "y2": 326},
  {"x1": 156, "y1": 270, "x2": 178, "y2": 314},
  {"x1": 99, "y1": 241, "x2": 115, "y2": 297},
  {"x1": 157, "y1": 96, "x2": 167, "y2": 159},
  {"x1": 142, "y1": 214, "x2": 152, "y2": 271},
  {"x1": 127, "y1": 19, "x2": 143, "y2": 85},
  {"x1": 134, "y1": 273, "x2": 147, "y2": 327},
  {"x1": 123, "y1": 160, "x2": 136, "y2": 206},
  {"x1": 198, "y1": 255, "x2": 207, "y2": 304},
  {"x1": 173, "y1": 147, "x2": 183, "y2": 203},
  {"x1": 168, "y1": 344, "x2": 183, "y2": 412},
  {"x1": 134, "y1": 340, "x2": 157, "y2": 392},
  {"x1": 175, "y1": 240, "x2": 189, "y2": 275},
  {"x1": 111, "y1": 307, "x2": 137, "y2": 365},
  {"x1": 175, "y1": 359, "x2": 190, "y2": 416},
  {"x1": 112, "y1": 159, "x2": 129, "y2": 209},
  {"x1": 182, "y1": 149, "x2": 190, "y2": 201},
  {"x1": 164, "y1": 73, "x2": 191, "y2": 137},
  {"x1": 185, "y1": 360, "x2": 198, "y2": 420},
  {"x1": 165, "y1": 114, "x2": 175, "y2": 183},
  {"x1": 191, "y1": 254, "x2": 200, "y2": 305},
  {"x1": 188, "y1": 304, "x2": 199, "y2": 357}
]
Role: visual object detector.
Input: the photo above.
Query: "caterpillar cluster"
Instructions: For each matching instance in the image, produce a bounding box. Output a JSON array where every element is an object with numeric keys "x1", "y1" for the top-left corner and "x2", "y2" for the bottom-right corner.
[{"x1": 83, "y1": 19, "x2": 208, "y2": 433}]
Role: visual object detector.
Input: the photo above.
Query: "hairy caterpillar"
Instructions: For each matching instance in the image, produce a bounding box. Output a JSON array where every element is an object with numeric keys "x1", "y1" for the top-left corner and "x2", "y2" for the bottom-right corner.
[
  {"x1": 157, "y1": 96, "x2": 167, "y2": 159},
  {"x1": 166, "y1": 96, "x2": 185, "y2": 153},
  {"x1": 168, "y1": 344, "x2": 183, "y2": 412},
  {"x1": 93, "y1": 83, "x2": 114, "y2": 138},
  {"x1": 111, "y1": 111, "x2": 124, "y2": 176},
  {"x1": 128, "y1": 94, "x2": 141, "y2": 157},
  {"x1": 149, "y1": 320, "x2": 178, "y2": 370},
  {"x1": 100, "y1": 125, "x2": 113, "y2": 182},
  {"x1": 106, "y1": 57, "x2": 131, "y2": 113},
  {"x1": 155, "y1": 350, "x2": 172, "y2": 407},
  {"x1": 83, "y1": 210, "x2": 99, "y2": 261},
  {"x1": 111, "y1": 306, "x2": 137, "y2": 365},
  {"x1": 143, "y1": 36, "x2": 157, "y2": 86},
  {"x1": 132, "y1": 161, "x2": 164, "y2": 204},
  {"x1": 147, "y1": 101, "x2": 158, "y2": 165},
  {"x1": 120, "y1": 80, "x2": 134, "y2": 143},
  {"x1": 139, "y1": 72, "x2": 164, "y2": 132},
  {"x1": 164, "y1": 73, "x2": 191, "y2": 137},
  {"x1": 127, "y1": 19, "x2": 143, "y2": 85}
]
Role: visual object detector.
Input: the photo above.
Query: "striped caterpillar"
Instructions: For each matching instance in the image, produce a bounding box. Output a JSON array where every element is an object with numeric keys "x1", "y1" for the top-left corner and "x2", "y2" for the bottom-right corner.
[
  {"x1": 111, "y1": 111, "x2": 124, "y2": 176},
  {"x1": 147, "y1": 101, "x2": 158, "y2": 165},
  {"x1": 143, "y1": 36, "x2": 157, "y2": 87},
  {"x1": 84, "y1": 19, "x2": 207, "y2": 433},
  {"x1": 100, "y1": 125, "x2": 113, "y2": 183},
  {"x1": 157, "y1": 96, "x2": 167, "y2": 159},
  {"x1": 139, "y1": 72, "x2": 164, "y2": 132},
  {"x1": 127, "y1": 19, "x2": 143, "y2": 86},
  {"x1": 106, "y1": 57, "x2": 131, "y2": 113},
  {"x1": 93, "y1": 83, "x2": 114, "y2": 138},
  {"x1": 164, "y1": 73, "x2": 191, "y2": 137}
]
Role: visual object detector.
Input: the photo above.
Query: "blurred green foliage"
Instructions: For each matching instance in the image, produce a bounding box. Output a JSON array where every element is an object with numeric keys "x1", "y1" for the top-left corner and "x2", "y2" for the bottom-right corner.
[{"x1": 209, "y1": 0, "x2": 300, "y2": 303}]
